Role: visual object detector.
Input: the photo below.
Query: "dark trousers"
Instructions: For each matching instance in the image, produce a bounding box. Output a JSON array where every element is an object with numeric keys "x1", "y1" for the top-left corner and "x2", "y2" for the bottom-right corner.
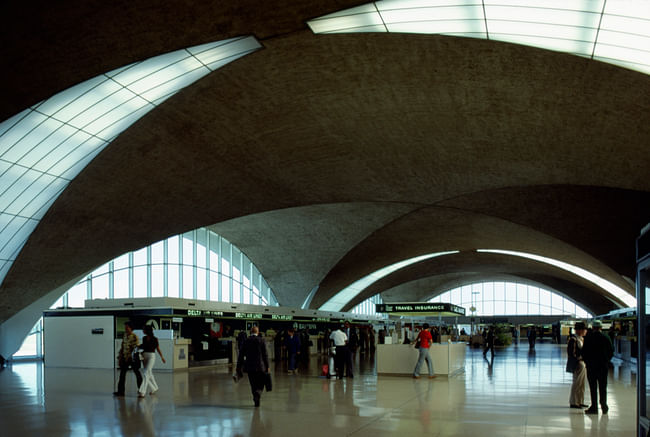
[
  {"x1": 586, "y1": 366, "x2": 608, "y2": 408},
  {"x1": 344, "y1": 346, "x2": 354, "y2": 377},
  {"x1": 334, "y1": 346, "x2": 346, "y2": 377},
  {"x1": 117, "y1": 364, "x2": 142, "y2": 394},
  {"x1": 288, "y1": 352, "x2": 297, "y2": 370},
  {"x1": 248, "y1": 371, "x2": 266, "y2": 403},
  {"x1": 483, "y1": 344, "x2": 494, "y2": 356}
]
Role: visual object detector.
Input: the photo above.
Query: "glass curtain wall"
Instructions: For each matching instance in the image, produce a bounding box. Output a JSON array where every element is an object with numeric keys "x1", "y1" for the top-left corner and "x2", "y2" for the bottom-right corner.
[
  {"x1": 51, "y1": 228, "x2": 277, "y2": 308},
  {"x1": 429, "y1": 281, "x2": 592, "y2": 318},
  {"x1": 350, "y1": 294, "x2": 385, "y2": 317},
  {"x1": 13, "y1": 228, "x2": 277, "y2": 359}
]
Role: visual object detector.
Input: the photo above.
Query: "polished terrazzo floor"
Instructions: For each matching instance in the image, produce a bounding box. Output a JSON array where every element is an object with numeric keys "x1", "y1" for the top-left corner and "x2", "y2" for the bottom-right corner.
[{"x1": 0, "y1": 342, "x2": 636, "y2": 437}]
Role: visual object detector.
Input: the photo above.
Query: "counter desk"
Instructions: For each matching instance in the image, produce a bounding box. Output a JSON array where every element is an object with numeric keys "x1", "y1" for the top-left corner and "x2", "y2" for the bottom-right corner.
[{"x1": 376, "y1": 342, "x2": 465, "y2": 376}]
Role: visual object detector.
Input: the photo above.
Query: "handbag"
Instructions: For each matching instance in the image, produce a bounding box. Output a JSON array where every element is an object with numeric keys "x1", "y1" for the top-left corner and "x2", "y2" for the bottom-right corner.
[
  {"x1": 264, "y1": 372, "x2": 273, "y2": 392},
  {"x1": 131, "y1": 347, "x2": 143, "y2": 369}
]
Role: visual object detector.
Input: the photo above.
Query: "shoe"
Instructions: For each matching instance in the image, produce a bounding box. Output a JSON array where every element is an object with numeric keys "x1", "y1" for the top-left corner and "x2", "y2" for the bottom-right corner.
[
  {"x1": 413, "y1": 375, "x2": 420, "y2": 379},
  {"x1": 150, "y1": 390, "x2": 157, "y2": 395},
  {"x1": 254, "y1": 400, "x2": 260, "y2": 407},
  {"x1": 347, "y1": 374, "x2": 353, "y2": 378},
  {"x1": 428, "y1": 375, "x2": 437, "y2": 379},
  {"x1": 602, "y1": 405, "x2": 609, "y2": 414},
  {"x1": 580, "y1": 404, "x2": 589, "y2": 408},
  {"x1": 113, "y1": 392, "x2": 124, "y2": 397},
  {"x1": 584, "y1": 407, "x2": 598, "y2": 415},
  {"x1": 138, "y1": 393, "x2": 145, "y2": 398},
  {"x1": 570, "y1": 404, "x2": 582, "y2": 409}
]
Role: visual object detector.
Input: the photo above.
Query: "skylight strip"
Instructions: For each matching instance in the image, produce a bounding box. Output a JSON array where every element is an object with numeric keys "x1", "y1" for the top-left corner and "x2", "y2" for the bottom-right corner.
[
  {"x1": 121, "y1": 57, "x2": 204, "y2": 97},
  {"x1": 307, "y1": 0, "x2": 650, "y2": 76},
  {"x1": 52, "y1": 78, "x2": 123, "y2": 126},
  {"x1": 386, "y1": 21, "x2": 486, "y2": 35},
  {"x1": 93, "y1": 104, "x2": 154, "y2": 144},
  {"x1": 319, "y1": 251, "x2": 459, "y2": 311},
  {"x1": 4, "y1": 173, "x2": 58, "y2": 217},
  {"x1": 0, "y1": 36, "x2": 262, "y2": 292},
  {"x1": 590, "y1": 0, "x2": 607, "y2": 58},
  {"x1": 489, "y1": 33, "x2": 595, "y2": 56},
  {"x1": 0, "y1": 112, "x2": 49, "y2": 159},
  {"x1": 18, "y1": 177, "x2": 68, "y2": 219},
  {"x1": 17, "y1": 123, "x2": 79, "y2": 170},
  {"x1": 594, "y1": 44, "x2": 650, "y2": 68},
  {"x1": 109, "y1": 51, "x2": 195, "y2": 89},
  {"x1": 476, "y1": 249, "x2": 636, "y2": 307},
  {"x1": 308, "y1": 12, "x2": 384, "y2": 34}
]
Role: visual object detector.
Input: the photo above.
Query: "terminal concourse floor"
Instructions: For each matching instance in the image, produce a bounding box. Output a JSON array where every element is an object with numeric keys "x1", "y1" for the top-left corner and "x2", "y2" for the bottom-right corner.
[{"x1": 0, "y1": 342, "x2": 636, "y2": 437}]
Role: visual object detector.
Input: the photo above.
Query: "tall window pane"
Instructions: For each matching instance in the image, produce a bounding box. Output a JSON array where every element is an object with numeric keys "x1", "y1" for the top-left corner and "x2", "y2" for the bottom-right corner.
[
  {"x1": 92, "y1": 274, "x2": 109, "y2": 299},
  {"x1": 183, "y1": 236, "x2": 193, "y2": 265},
  {"x1": 151, "y1": 265, "x2": 164, "y2": 297},
  {"x1": 151, "y1": 241, "x2": 164, "y2": 264},
  {"x1": 182, "y1": 265, "x2": 193, "y2": 299},
  {"x1": 168, "y1": 265, "x2": 179, "y2": 298},
  {"x1": 197, "y1": 268, "x2": 206, "y2": 300},
  {"x1": 168, "y1": 236, "x2": 179, "y2": 264},
  {"x1": 133, "y1": 266, "x2": 147, "y2": 297},
  {"x1": 114, "y1": 269, "x2": 129, "y2": 298},
  {"x1": 67, "y1": 282, "x2": 87, "y2": 307},
  {"x1": 209, "y1": 272, "x2": 219, "y2": 301},
  {"x1": 133, "y1": 247, "x2": 147, "y2": 266}
]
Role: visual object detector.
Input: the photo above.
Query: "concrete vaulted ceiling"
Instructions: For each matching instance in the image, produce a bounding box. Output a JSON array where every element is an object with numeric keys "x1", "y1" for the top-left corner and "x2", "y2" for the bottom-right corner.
[{"x1": 1, "y1": 1, "x2": 649, "y2": 332}]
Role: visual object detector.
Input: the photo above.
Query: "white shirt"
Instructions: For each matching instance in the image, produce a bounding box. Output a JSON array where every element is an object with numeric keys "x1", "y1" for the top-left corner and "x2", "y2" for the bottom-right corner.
[{"x1": 330, "y1": 330, "x2": 348, "y2": 346}]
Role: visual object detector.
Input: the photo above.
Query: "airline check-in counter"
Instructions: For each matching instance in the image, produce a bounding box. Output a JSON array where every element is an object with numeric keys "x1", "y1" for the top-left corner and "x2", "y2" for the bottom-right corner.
[
  {"x1": 42, "y1": 297, "x2": 383, "y2": 370},
  {"x1": 374, "y1": 302, "x2": 467, "y2": 376}
]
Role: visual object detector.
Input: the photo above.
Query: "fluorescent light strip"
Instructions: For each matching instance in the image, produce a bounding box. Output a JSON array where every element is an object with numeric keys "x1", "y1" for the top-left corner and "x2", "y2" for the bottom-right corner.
[
  {"x1": 476, "y1": 249, "x2": 636, "y2": 308},
  {"x1": 319, "y1": 251, "x2": 459, "y2": 311},
  {"x1": 0, "y1": 36, "x2": 262, "y2": 287},
  {"x1": 307, "y1": 0, "x2": 650, "y2": 76}
]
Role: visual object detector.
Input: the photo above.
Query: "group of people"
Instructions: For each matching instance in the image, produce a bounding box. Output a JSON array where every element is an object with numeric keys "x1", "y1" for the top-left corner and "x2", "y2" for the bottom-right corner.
[
  {"x1": 566, "y1": 321, "x2": 614, "y2": 415},
  {"x1": 113, "y1": 321, "x2": 166, "y2": 399}
]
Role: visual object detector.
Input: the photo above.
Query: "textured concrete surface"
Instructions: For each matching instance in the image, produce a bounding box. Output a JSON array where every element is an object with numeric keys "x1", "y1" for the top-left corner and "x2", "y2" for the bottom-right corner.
[{"x1": 1, "y1": 5, "x2": 649, "y2": 323}]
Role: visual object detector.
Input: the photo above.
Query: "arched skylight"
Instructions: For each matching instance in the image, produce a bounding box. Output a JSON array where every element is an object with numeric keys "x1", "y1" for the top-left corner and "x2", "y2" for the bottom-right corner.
[
  {"x1": 307, "y1": 0, "x2": 650, "y2": 75},
  {"x1": 319, "y1": 251, "x2": 458, "y2": 311},
  {"x1": 430, "y1": 281, "x2": 593, "y2": 318},
  {"x1": 477, "y1": 249, "x2": 637, "y2": 307},
  {"x1": 0, "y1": 36, "x2": 262, "y2": 287}
]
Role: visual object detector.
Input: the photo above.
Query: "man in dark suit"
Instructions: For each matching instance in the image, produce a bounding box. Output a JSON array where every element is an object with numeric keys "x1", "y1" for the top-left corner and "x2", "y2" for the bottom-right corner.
[
  {"x1": 582, "y1": 320, "x2": 613, "y2": 414},
  {"x1": 236, "y1": 326, "x2": 270, "y2": 407}
]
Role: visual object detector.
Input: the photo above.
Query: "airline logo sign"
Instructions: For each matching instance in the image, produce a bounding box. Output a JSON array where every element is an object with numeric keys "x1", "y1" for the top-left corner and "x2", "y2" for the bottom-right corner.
[{"x1": 375, "y1": 302, "x2": 465, "y2": 316}]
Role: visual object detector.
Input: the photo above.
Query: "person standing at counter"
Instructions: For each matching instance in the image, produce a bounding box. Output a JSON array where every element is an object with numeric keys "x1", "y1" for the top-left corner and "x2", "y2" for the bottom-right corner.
[
  {"x1": 413, "y1": 323, "x2": 436, "y2": 379},
  {"x1": 330, "y1": 325, "x2": 348, "y2": 380},
  {"x1": 285, "y1": 328, "x2": 301, "y2": 374},
  {"x1": 582, "y1": 320, "x2": 613, "y2": 414}
]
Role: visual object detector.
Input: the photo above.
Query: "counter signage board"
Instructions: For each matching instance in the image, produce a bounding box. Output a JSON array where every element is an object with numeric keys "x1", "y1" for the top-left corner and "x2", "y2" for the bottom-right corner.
[
  {"x1": 375, "y1": 302, "x2": 465, "y2": 316},
  {"x1": 271, "y1": 314, "x2": 293, "y2": 321},
  {"x1": 235, "y1": 312, "x2": 263, "y2": 319}
]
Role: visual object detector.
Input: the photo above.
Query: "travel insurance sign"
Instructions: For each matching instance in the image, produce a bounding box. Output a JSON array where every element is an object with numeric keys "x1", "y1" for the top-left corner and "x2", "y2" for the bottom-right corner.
[{"x1": 375, "y1": 302, "x2": 466, "y2": 317}]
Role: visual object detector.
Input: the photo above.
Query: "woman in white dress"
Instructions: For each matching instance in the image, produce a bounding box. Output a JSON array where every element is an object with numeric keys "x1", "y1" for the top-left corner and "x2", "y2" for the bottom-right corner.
[{"x1": 138, "y1": 325, "x2": 166, "y2": 398}]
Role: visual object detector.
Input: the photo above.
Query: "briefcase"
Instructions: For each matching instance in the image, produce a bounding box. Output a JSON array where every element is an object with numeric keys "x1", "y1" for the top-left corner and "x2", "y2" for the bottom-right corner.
[{"x1": 264, "y1": 372, "x2": 272, "y2": 392}]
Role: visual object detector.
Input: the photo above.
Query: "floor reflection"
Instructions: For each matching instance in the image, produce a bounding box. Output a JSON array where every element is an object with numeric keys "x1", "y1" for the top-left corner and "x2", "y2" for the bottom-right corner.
[{"x1": 0, "y1": 342, "x2": 637, "y2": 436}]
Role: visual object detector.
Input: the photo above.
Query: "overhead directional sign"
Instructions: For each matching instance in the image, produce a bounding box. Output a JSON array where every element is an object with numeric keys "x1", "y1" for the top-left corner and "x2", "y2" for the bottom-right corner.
[{"x1": 376, "y1": 302, "x2": 465, "y2": 317}]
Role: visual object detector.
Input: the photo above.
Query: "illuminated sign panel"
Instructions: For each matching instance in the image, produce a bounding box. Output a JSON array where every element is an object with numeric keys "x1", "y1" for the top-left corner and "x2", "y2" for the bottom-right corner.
[
  {"x1": 376, "y1": 302, "x2": 465, "y2": 316},
  {"x1": 235, "y1": 313, "x2": 263, "y2": 319},
  {"x1": 271, "y1": 314, "x2": 293, "y2": 321}
]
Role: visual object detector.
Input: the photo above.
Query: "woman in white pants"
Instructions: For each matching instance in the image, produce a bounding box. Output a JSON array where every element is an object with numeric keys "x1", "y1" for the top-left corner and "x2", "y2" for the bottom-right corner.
[
  {"x1": 567, "y1": 322, "x2": 587, "y2": 408},
  {"x1": 138, "y1": 325, "x2": 166, "y2": 398}
]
